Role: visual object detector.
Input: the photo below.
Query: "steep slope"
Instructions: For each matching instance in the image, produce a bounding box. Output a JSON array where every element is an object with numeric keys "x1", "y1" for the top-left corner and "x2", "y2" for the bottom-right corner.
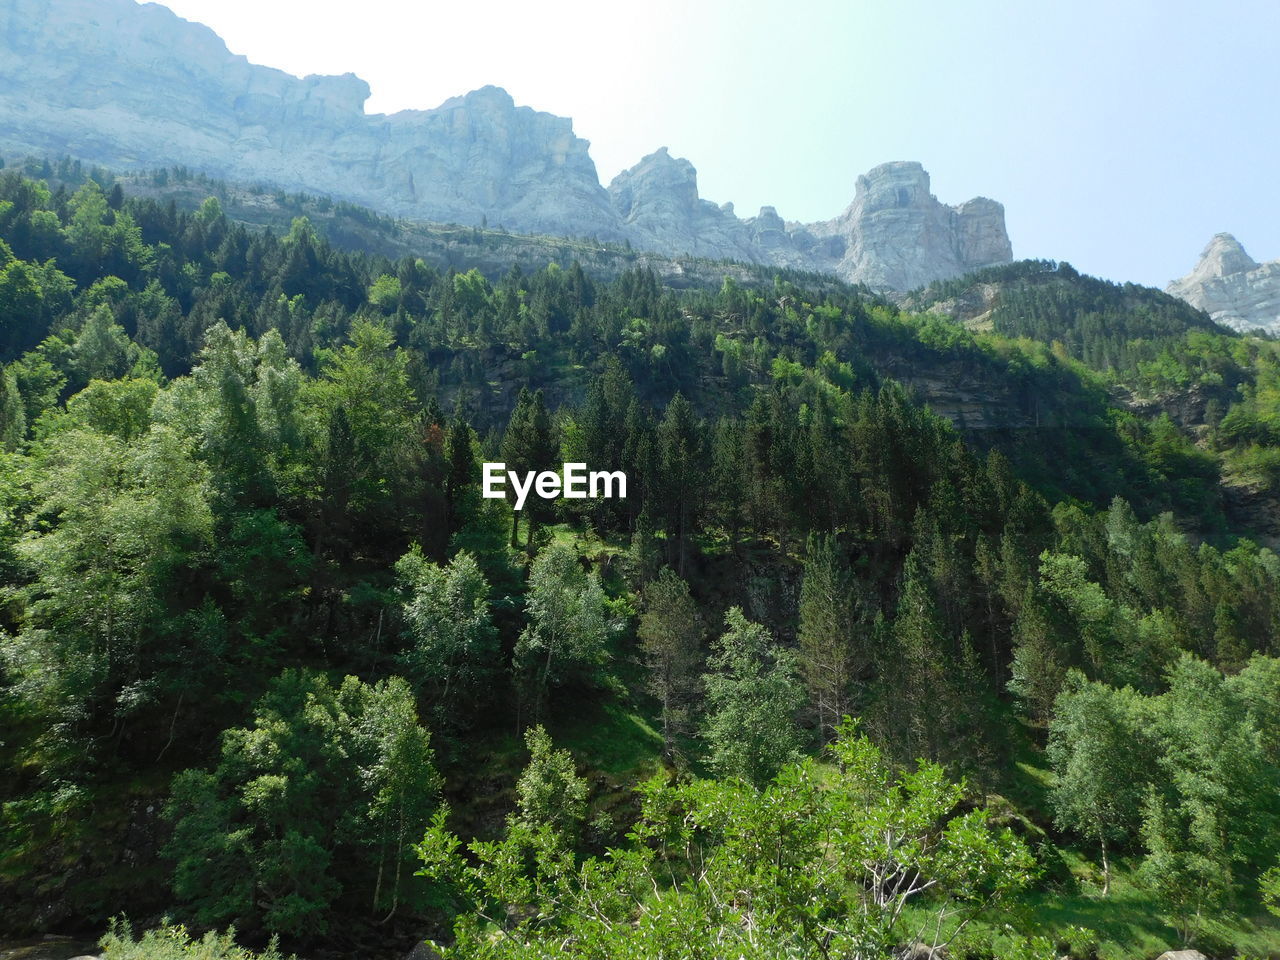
[
  {"x1": 1167, "y1": 233, "x2": 1280, "y2": 333},
  {"x1": 0, "y1": 0, "x2": 1012, "y2": 290}
]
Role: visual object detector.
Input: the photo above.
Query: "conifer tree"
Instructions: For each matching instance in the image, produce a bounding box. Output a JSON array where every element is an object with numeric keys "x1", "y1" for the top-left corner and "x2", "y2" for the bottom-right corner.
[
  {"x1": 798, "y1": 532, "x2": 860, "y2": 741},
  {"x1": 638, "y1": 568, "x2": 704, "y2": 756}
]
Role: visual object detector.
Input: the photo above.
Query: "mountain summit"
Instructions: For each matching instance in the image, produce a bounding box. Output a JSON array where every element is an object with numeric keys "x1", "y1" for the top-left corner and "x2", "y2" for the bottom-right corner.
[
  {"x1": 0, "y1": 0, "x2": 1012, "y2": 290},
  {"x1": 1168, "y1": 234, "x2": 1280, "y2": 332}
]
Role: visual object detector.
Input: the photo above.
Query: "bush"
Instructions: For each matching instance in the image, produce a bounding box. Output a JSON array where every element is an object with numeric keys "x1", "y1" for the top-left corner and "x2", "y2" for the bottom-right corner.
[{"x1": 100, "y1": 919, "x2": 289, "y2": 960}]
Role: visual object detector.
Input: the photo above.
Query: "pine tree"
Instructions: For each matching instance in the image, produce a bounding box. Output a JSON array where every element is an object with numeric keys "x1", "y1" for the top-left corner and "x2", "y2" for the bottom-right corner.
[
  {"x1": 656, "y1": 392, "x2": 700, "y2": 576},
  {"x1": 501, "y1": 387, "x2": 556, "y2": 548},
  {"x1": 444, "y1": 407, "x2": 478, "y2": 537},
  {"x1": 638, "y1": 568, "x2": 704, "y2": 756},
  {"x1": 798, "y1": 533, "x2": 860, "y2": 741}
]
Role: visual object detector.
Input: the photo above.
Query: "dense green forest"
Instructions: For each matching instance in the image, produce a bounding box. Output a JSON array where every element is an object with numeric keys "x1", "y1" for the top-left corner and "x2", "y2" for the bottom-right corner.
[{"x1": 1, "y1": 162, "x2": 1279, "y2": 959}]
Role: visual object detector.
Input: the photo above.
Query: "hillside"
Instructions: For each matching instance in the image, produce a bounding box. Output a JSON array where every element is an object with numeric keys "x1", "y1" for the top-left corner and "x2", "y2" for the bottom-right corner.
[{"x1": 1, "y1": 167, "x2": 1279, "y2": 958}]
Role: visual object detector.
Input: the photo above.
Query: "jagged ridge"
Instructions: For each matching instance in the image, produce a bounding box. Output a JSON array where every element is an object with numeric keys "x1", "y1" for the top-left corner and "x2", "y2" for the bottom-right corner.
[{"x1": 0, "y1": 0, "x2": 1012, "y2": 290}]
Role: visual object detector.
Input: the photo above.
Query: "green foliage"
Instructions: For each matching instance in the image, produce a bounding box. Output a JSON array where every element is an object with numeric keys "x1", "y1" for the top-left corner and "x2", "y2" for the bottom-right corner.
[
  {"x1": 1047, "y1": 672, "x2": 1149, "y2": 893},
  {"x1": 99, "y1": 919, "x2": 289, "y2": 960},
  {"x1": 637, "y1": 567, "x2": 703, "y2": 755},
  {"x1": 1262, "y1": 862, "x2": 1280, "y2": 917},
  {"x1": 5, "y1": 422, "x2": 215, "y2": 771},
  {"x1": 396, "y1": 546, "x2": 497, "y2": 729},
  {"x1": 415, "y1": 720, "x2": 1035, "y2": 959},
  {"x1": 1, "y1": 167, "x2": 1279, "y2": 943},
  {"x1": 165, "y1": 671, "x2": 440, "y2": 935},
  {"x1": 513, "y1": 725, "x2": 588, "y2": 840},
  {"x1": 513, "y1": 542, "x2": 617, "y2": 721},
  {"x1": 798, "y1": 532, "x2": 862, "y2": 739},
  {"x1": 701, "y1": 607, "x2": 805, "y2": 786}
]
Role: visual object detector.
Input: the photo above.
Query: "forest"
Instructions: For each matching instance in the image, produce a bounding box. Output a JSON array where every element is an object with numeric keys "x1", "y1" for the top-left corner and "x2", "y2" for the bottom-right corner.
[{"x1": 1, "y1": 160, "x2": 1279, "y2": 959}]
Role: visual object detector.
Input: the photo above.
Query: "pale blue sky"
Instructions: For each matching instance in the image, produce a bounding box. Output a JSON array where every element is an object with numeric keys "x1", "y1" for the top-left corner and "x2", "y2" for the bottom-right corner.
[{"x1": 153, "y1": 0, "x2": 1278, "y2": 287}]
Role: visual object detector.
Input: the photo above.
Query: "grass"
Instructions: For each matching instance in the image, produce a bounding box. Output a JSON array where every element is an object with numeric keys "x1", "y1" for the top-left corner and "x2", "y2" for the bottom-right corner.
[
  {"x1": 550, "y1": 698, "x2": 664, "y2": 778},
  {"x1": 900, "y1": 855, "x2": 1280, "y2": 960}
]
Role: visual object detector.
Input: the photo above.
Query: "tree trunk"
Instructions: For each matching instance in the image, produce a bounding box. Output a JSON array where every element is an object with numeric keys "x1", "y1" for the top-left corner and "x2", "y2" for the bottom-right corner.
[{"x1": 1099, "y1": 833, "x2": 1110, "y2": 897}]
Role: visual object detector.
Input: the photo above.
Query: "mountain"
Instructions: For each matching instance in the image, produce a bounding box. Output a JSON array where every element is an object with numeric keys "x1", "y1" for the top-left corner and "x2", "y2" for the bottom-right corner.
[
  {"x1": 0, "y1": 0, "x2": 1012, "y2": 290},
  {"x1": 1167, "y1": 233, "x2": 1280, "y2": 332},
  {"x1": 906, "y1": 258, "x2": 1219, "y2": 371}
]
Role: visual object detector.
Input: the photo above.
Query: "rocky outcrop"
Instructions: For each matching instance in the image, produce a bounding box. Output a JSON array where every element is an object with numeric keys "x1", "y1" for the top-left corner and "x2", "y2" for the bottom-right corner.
[
  {"x1": 607, "y1": 148, "x2": 756, "y2": 261},
  {"x1": 808, "y1": 162, "x2": 1013, "y2": 290},
  {"x1": 0, "y1": 0, "x2": 1013, "y2": 290},
  {"x1": 1168, "y1": 234, "x2": 1280, "y2": 333}
]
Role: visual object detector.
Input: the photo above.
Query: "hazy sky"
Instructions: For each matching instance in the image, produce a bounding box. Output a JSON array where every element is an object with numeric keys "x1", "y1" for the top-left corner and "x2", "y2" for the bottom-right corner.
[{"x1": 151, "y1": 0, "x2": 1278, "y2": 287}]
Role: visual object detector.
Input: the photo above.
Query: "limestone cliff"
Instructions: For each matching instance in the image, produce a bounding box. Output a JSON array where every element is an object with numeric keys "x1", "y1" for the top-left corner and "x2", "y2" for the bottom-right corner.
[
  {"x1": 1168, "y1": 234, "x2": 1280, "y2": 333},
  {"x1": 0, "y1": 0, "x2": 620, "y2": 239},
  {"x1": 0, "y1": 0, "x2": 1013, "y2": 289},
  {"x1": 807, "y1": 162, "x2": 1013, "y2": 290}
]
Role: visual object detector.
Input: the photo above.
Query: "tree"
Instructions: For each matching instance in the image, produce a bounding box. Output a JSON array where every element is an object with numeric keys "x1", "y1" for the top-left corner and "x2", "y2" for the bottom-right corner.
[
  {"x1": 501, "y1": 387, "x2": 556, "y2": 548},
  {"x1": 514, "y1": 725, "x2": 587, "y2": 840},
  {"x1": 6, "y1": 423, "x2": 214, "y2": 770},
  {"x1": 0, "y1": 363, "x2": 26, "y2": 448},
  {"x1": 415, "y1": 721, "x2": 1035, "y2": 959},
  {"x1": 1008, "y1": 583, "x2": 1069, "y2": 722},
  {"x1": 1140, "y1": 785, "x2": 1233, "y2": 947},
  {"x1": 396, "y1": 547, "x2": 497, "y2": 730},
  {"x1": 637, "y1": 568, "x2": 703, "y2": 756},
  {"x1": 702, "y1": 607, "x2": 805, "y2": 787},
  {"x1": 165, "y1": 671, "x2": 440, "y2": 935},
  {"x1": 163, "y1": 323, "x2": 304, "y2": 511},
  {"x1": 1046, "y1": 671, "x2": 1148, "y2": 894},
  {"x1": 798, "y1": 532, "x2": 861, "y2": 741},
  {"x1": 1263, "y1": 862, "x2": 1280, "y2": 917},
  {"x1": 1139, "y1": 654, "x2": 1280, "y2": 941},
  {"x1": 656, "y1": 392, "x2": 700, "y2": 575},
  {"x1": 61, "y1": 377, "x2": 158, "y2": 441},
  {"x1": 309, "y1": 320, "x2": 421, "y2": 536},
  {"x1": 444, "y1": 407, "x2": 478, "y2": 537},
  {"x1": 71, "y1": 304, "x2": 138, "y2": 385},
  {"x1": 873, "y1": 553, "x2": 989, "y2": 776},
  {"x1": 513, "y1": 543, "x2": 616, "y2": 722}
]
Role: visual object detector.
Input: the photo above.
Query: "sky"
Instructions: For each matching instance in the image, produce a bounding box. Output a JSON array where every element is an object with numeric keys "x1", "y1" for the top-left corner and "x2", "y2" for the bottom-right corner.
[{"x1": 151, "y1": 0, "x2": 1279, "y2": 287}]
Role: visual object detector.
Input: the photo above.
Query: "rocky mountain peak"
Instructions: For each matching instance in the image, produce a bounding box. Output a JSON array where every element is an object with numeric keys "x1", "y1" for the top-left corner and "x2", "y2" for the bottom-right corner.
[
  {"x1": 1191, "y1": 233, "x2": 1260, "y2": 279},
  {"x1": 854, "y1": 160, "x2": 933, "y2": 211},
  {"x1": 1168, "y1": 234, "x2": 1280, "y2": 333},
  {"x1": 0, "y1": 0, "x2": 1014, "y2": 290},
  {"x1": 608, "y1": 148, "x2": 700, "y2": 221}
]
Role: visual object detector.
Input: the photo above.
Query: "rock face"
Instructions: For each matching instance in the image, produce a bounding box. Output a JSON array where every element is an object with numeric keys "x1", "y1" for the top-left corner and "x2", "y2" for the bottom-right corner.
[
  {"x1": 1168, "y1": 233, "x2": 1280, "y2": 333},
  {"x1": 0, "y1": 0, "x2": 1013, "y2": 290},
  {"x1": 809, "y1": 162, "x2": 1013, "y2": 290},
  {"x1": 0, "y1": 0, "x2": 618, "y2": 239}
]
